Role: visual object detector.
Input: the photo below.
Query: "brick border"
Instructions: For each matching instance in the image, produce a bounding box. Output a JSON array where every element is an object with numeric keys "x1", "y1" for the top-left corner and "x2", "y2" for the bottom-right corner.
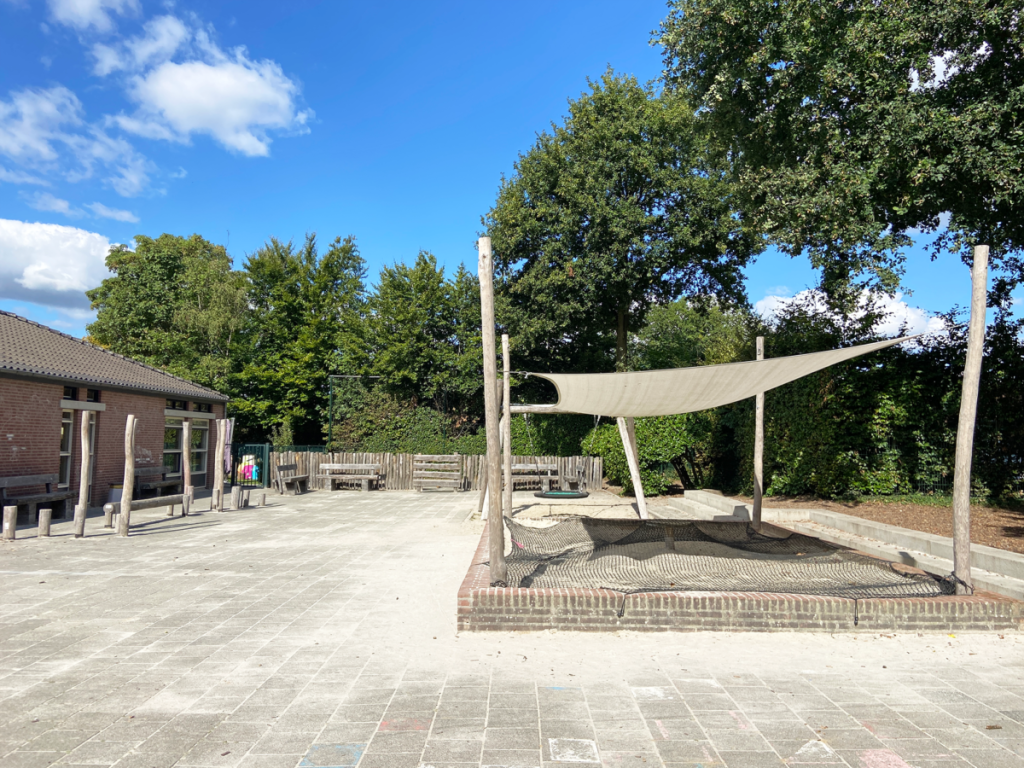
[{"x1": 457, "y1": 524, "x2": 1024, "y2": 632}]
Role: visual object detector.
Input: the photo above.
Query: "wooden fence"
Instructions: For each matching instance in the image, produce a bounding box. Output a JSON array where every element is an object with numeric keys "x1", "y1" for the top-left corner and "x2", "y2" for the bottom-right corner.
[{"x1": 267, "y1": 451, "x2": 602, "y2": 492}]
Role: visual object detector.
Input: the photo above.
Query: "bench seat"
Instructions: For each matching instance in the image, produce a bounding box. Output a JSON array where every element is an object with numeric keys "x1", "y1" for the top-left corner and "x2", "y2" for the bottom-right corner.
[
  {"x1": 318, "y1": 464, "x2": 381, "y2": 492},
  {"x1": 0, "y1": 473, "x2": 75, "y2": 523}
]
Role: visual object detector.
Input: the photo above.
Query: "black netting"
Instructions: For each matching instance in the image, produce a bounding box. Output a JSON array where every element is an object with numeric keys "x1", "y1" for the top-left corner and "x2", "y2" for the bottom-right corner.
[{"x1": 504, "y1": 517, "x2": 954, "y2": 599}]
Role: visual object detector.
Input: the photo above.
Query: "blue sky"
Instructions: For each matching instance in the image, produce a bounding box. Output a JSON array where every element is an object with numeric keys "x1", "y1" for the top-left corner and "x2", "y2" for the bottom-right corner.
[{"x1": 1, "y1": 0, "x2": 1018, "y2": 339}]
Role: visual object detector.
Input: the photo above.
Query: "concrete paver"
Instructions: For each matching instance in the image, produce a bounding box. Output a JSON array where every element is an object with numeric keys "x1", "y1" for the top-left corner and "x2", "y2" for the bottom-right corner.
[{"x1": 0, "y1": 490, "x2": 1022, "y2": 768}]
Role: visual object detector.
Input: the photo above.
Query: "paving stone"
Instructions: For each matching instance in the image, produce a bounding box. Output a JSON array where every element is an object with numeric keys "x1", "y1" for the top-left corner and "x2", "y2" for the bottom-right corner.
[
  {"x1": 422, "y1": 740, "x2": 484, "y2": 762},
  {"x1": 488, "y1": 710, "x2": 539, "y2": 728},
  {"x1": 485, "y1": 729, "x2": 542, "y2": 751}
]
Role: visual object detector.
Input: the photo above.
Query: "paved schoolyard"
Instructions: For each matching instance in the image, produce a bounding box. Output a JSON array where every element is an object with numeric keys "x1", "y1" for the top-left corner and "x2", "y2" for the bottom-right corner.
[{"x1": 0, "y1": 491, "x2": 1022, "y2": 768}]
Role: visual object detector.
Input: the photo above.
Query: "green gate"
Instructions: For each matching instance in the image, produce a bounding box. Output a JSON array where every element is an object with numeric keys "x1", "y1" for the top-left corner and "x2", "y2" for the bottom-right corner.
[{"x1": 231, "y1": 443, "x2": 271, "y2": 488}]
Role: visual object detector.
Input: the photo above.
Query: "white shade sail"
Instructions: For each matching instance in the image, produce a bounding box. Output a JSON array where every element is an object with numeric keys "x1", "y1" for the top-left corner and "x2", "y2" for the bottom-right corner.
[{"x1": 528, "y1": 337, "x2": 915, "y2": 418}]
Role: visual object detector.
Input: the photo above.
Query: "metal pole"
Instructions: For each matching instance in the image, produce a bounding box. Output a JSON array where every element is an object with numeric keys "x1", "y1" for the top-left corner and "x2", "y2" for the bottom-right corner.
[
  {"x1": 479, "y1": 237, "x2": 507, "y2": 585},
  {"x1": 328, "y1": 378, "x2": 334, "y2": 452},
  {"x1": 753, "y1": 336, "x2": 764, "y2": 530},
  {"x1": 952, "y1": 245, "x2": 989, "y2": 594}
]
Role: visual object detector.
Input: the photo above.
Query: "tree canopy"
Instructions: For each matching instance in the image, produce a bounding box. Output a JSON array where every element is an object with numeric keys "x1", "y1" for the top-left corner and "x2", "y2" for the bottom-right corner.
[
  {"x1": 485, "y1": 69, "x2": 760, "y2": 372},
  {"x1": 656, "y1": 0, "x2": 1024, "y2": 295},
  {"x1": 86, "y1": 234, "x2": 247, "y2": 393}
]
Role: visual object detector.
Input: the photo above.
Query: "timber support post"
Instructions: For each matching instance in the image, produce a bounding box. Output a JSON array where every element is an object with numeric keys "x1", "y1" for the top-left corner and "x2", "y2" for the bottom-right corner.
[
  {"x1": 753, "y1": 335, "x2": 765, "y2": 531},
  {"x1": 182, "y1": 420, "x2": 192, "y2": 502},
  {"x1": 617, "y1": 416, "x2": 648, "y2": 520},
  {"x1": 952, "y1": 245, "x2": 989, "y2": 594},
  {"x1": 74, "y1": 411, "x2": 92, "y2": 538},
  {"x1": 230, "y1": 485, "x2": 241, "y2": 511},
  {"x1": 502, "y1": 335, "x2": 513, "y2": 518},
  {"x1": 3, "y1": 505, "x2": 15, "y2": 540},
  {"x1": 479, "y1": 237, "x2": 507, "y2": 585},
  {"x1": 39, "y1": 507, "x2": 52, "y2": 537},
  {"x1": 118, "y1": 415, "x2": 136, "y2": 537}
]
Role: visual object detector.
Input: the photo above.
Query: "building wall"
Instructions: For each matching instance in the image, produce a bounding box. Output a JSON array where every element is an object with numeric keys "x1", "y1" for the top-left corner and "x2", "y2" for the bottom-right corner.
[
  {"x1": 1, "y1": 375, "x2": 225, "y2": 517},
  {"x1": 0, "y1": 377, "x2": 63, "y2": 480}
]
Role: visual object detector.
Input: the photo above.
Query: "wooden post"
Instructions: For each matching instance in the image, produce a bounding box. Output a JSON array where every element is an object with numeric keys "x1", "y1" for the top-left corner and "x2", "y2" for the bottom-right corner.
[
  {"x1": 104, "y1": 503, "x2": 114, "y2": 528},
  {"x1": 259, "y1": 492, "x2": 266, "y2": 507},
  {"x1": 502, "y1": 335, "x2": 513, "y2": 518},
  {"x1": 182, "y1": 494, "x2": 190, "y2": 517},
  {"x1": 753, "y1": 335, "x2": 765, "y2": 531},
  {"x1": 479, "y1": 237, "x2": 507, "y2": 585},
  {"x1": 118, "y1": 415, "x2": 136, "y2": 537},
  {"x1": 182, "y1": 419, "x2": 192, "y2": 500},
  {"x1": 74, "y1": 412, "x2": 92, "y2": 538},
  {"x1": 617, "y1": 416, "x2": 648, "y2": 520},
  {"x1": 213, "y1": 419, "x2": 226, "y2": 510},
  {"x1": 230, "y1": 485, "x2": 241, "y2": 510},
  {"x1": 38, "y1": 507, "x2": 51, "y2": 537},
  {"x1": 3, "y1": 505, "x2": 15, "y2": 540},
  {"x1": 952, "y1": 245, "x2": 989, "y2": 594}
]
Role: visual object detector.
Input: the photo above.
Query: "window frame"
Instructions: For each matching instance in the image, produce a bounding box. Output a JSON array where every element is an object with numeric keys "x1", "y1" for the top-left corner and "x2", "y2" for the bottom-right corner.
[{"x1": 59, "y1": 409, "x2": 74, "y2": 487}]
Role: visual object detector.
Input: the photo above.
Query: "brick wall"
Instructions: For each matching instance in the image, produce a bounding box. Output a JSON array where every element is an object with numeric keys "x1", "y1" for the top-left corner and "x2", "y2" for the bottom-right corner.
[
  {"x1": 1, "y1": 375, "x2": 225, "y2": 516},
  {"x1": 0, "y1": 377, "x2": 63, "y2": 480},
  {"x1": 457, "y1": 527, "x2": 1024, "y2": 633}
]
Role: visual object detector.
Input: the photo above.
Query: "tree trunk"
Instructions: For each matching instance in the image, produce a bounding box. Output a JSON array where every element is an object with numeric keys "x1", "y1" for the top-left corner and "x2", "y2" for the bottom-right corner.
[{"x1": 616, "y1": 308, "x2": 627, "y2": 370}]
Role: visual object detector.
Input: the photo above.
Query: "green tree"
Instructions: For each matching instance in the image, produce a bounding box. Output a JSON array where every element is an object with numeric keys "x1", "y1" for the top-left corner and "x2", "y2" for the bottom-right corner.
[
  {"x1": 484, "y1": 69, "x2": 760, "y2": 373},
  {"x1": 656, "y1": 0, "x2": 1024, "y2": 295},
  {"x1": 235, "y1": 234, "x2": 366, "y2": 444},
  {"x1": 86, "y1": 233, "x2": 247, "y2": 393}
]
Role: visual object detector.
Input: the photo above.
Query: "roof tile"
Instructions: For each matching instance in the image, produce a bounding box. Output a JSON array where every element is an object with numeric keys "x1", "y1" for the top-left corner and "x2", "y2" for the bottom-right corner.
[{"x1": 0, "y1": 311, "x2": 229, "y2": 401}]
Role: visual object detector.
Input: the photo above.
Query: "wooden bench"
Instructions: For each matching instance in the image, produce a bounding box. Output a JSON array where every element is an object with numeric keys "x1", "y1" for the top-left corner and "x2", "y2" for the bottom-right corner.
[
  {"x1": 510, "y1": 463, "x2": 559, "y2": 493},
  {"x1": 275, "y1": 463, "x2": 309, "y2": 495},
  {"x1": 317, "y1": 464, "x2": 382, "y2": 492},
  {"x1": 413, "y1": 454, "x2": 463, "y2": 492},
  {"x1": 133, "y1": 466, "x2": 182, "y2": 498},
  {"x1": 0, "y1": 474, "x2": 75, "y2": 523}
]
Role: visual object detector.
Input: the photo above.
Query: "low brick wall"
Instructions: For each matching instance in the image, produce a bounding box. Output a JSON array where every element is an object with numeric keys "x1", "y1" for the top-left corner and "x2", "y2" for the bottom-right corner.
[{"x1": 458, "y1": 526, "x2": 1024, "y2": 633}]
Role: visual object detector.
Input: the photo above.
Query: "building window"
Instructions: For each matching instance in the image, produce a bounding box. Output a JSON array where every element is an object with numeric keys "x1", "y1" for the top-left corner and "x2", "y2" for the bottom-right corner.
[
  {"x1": 63, "y1": 386, "x2": 78, "y2": 400},
  {"x1": 86, "y1": 389, "x2": 100, "y2": 402},
  {"x1": 163, "y1": 418, "x2": 183, "y2": 476},
  {"x1": 166, "y1": 399, "x2": 187, "y2": 411},
  {"x1": 59, "y1": 410, "x2": 73, "y2": 486},
  {"x1": 192, "y1": 402, "x2": 213, "y2": 413},
  {"x1": 190, "y1": 420, "x2": 209, "y2": 487}
]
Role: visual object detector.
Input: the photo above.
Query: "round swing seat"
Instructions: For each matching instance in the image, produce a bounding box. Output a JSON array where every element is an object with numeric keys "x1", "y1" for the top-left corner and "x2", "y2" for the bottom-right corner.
[{"x1": 534, "y1": 490, "x2": 589, "y2": 499}]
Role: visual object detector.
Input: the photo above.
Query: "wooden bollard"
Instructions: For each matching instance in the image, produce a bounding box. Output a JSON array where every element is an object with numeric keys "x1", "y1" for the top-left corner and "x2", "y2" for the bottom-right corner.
[
  {"x1": 259, "y1": 493, "x2": 266, "y2": 507},
  {"x1": 212, "y1": 488, "x2": 221, "y2": 511},
  {"x1": 73, "y1": 503, "x2": 87, "y2": 538},
  {"x1": 230, "y1": 485, "x2": 241, "y2": 510},
  {"x1": 3, "y1": 505, "x2": 16, "y2": 540},
  {"x1": 241, "y1": 489, "x2": 250, "y2": 508},
  {"x1": 38, "y1": 507, "x2": 52, "y2": 537},
  {"x1": 182, "y1": 495, "x2": 191, "y2": 517},
  {"x1": 103, "y1": 503, "x2": 115, "y2": 528}
]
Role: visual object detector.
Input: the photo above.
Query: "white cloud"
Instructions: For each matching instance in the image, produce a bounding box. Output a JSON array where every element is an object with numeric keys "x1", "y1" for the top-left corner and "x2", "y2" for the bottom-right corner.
[
  {"x1": 0, "y1": 86, "x2": 83, "y2": 163},
  {"x1": 86, "y1": 201, "x2": 138, "y2": 222},
  {"x1": 755, "y1": 289, "x2": 946, "y2": 337},
  {"x1": 0, "y1": 86, "x2": 152, "y2": 195},
  {"x1": 0, "y1": 219, "x2": 111, "y2": 310},
  {"x1": 47, "y1": 0, "x2": 139, "y2": 33},
  {"x1": 23, "y1": 191, "x2": 84, "y2": 217},
  {"x1": 106, "y1": 24, "x2": 311, "y2": 157},
  {"x1": 0, "y1": 166, "x2": 49, "y2": 185},
  {"x1": 91, "y1": 14, "x2": 188, "y2": 75}
]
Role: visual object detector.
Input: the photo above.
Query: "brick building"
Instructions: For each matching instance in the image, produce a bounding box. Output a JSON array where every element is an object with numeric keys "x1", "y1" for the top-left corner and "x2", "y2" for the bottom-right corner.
[{"x1": 0, "y1": 311, "x2": 228, "y2": 520}]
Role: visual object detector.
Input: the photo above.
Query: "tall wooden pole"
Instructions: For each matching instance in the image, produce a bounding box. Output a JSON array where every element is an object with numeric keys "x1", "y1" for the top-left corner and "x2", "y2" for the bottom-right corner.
[
  {"x1": 479, "y1": 237, "x2": 507, "y2": 585},
  {"x1": 753, "y1": 336, "x2": 765, "y2": 531},
  {"x1": 213, "y1": 419, "x2": 226, "y2": 511},
  {"x1": 182, "y1": 419, "x2": 193, "y2": 502},
  {"x1": 74, "y1": 412, "x2": 92, "y2": 537},
  {"x1": 118, "y1": 415, "x2": 136, "y2": 537},
  {"x1": 502, "y1": 334, "x2": 513, "y2": 519},
  {"x1": 617, "y1": 416, "x2": 648, "y2": 519},
  {"x1": 952, "y1": 245, "x2": 989, "y2": 594}
]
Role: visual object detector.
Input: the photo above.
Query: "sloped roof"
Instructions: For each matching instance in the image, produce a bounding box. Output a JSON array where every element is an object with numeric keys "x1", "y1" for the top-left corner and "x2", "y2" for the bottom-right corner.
[
  {"x1": 0, "y1": 311, "x2": 228, "y2": 402},
  {"x1": 530, "y1": 336, "x2": 914, "y2": 417}
]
